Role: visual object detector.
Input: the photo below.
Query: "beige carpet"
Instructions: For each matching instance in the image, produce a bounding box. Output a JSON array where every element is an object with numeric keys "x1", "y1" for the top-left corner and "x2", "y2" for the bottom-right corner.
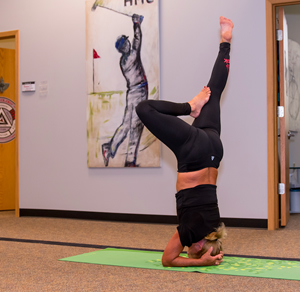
[{"x1": 1, "y1": 211, "x2": 300, "y2": 291}]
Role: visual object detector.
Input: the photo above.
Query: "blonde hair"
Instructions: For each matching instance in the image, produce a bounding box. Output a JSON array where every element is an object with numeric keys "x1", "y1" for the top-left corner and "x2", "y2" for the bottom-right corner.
[{"x1": 195, "y1": 223, "x2": 227, "y2": 258}]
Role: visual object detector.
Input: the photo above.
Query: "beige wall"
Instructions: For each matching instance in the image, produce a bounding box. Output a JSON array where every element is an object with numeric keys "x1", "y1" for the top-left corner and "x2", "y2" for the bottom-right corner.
[{"x1": 0, "y1": 0, "x2": 268, "y2": 219}]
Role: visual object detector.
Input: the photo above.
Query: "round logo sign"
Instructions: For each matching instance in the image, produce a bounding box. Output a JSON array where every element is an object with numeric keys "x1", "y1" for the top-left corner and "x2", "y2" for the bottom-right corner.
[{"x1": 0, "y1": 97, "x2": 15, "y2": 143}]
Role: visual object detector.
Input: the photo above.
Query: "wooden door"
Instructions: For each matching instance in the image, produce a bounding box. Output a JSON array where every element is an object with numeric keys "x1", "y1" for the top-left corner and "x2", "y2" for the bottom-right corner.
[
  {"x1": 278, "y1": 7, "x2": 290, "y2": 226},
  {"x1": 0, "y1": 47, "x2": 16, "y2": 210}
]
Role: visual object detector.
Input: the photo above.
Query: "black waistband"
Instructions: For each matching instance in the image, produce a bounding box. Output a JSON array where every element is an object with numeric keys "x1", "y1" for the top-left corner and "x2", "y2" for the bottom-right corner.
[
  {"x1": 176, "y1": 184, "x2": 218, "y2": 209},
  {"x1": 178, "y1": 158, "x2": 221, "y2": 172}
]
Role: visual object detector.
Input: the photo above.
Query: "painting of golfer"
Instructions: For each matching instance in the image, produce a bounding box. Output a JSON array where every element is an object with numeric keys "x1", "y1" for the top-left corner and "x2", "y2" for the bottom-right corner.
[{"x1": 86, "y1": 0, "x2": 160, "y2": 168}]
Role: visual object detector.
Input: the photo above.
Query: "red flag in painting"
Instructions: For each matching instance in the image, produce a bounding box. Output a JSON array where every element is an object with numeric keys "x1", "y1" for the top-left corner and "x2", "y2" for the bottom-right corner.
[{"x1": 93, "y1": 49, "x2": 100, "y2": 59}]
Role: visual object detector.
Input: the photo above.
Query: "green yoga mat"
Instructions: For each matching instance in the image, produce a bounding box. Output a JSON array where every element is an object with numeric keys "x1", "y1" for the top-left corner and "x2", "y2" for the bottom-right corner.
[{"x1": 60, "y1": 248, "x2": 300, "y2": 280}]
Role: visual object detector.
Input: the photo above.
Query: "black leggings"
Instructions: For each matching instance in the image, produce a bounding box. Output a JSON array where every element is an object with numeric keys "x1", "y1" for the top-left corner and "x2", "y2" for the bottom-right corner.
[{"x1": 136, "y1": 43, "x2": 230, "y2": 172}]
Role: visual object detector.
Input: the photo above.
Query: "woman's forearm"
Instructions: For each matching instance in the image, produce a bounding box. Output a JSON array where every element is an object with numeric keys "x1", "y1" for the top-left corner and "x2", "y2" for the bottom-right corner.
[{"x1": 162, "y1": 255, "x2": 206, "y2": 267}]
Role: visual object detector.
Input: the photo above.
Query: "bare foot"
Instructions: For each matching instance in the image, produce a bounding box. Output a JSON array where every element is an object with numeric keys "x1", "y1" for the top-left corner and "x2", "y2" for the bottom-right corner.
[
  {"x1": 188, "y1": 86, "x2": 211, "y2": 118},
  {"x1": 220, "y1": 16, "x2": 234, "y2": 43}
]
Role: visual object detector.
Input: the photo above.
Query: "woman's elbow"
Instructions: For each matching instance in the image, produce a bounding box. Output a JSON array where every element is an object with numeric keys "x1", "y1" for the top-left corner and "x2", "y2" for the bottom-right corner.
[{"x1": 161, "y1": 254, "x2": 172, "y2": 267}]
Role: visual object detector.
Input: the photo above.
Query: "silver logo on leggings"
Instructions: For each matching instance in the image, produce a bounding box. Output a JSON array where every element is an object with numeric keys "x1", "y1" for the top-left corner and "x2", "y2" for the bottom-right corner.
[{"x1": 211, "y1": 156, "x2": 215, "y2": 161}]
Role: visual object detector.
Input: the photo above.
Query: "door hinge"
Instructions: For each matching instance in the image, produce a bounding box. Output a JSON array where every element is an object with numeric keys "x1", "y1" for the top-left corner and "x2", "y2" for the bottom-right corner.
[
  {"x1": 277, "y1": 29, "x2": 283, "y2": 41},
  {"x1": 278, "y1": 183, "x2": 285, "y2": 195},
  {"x1": 277, "y1": 106, "x2": 284, "y2": 118}
]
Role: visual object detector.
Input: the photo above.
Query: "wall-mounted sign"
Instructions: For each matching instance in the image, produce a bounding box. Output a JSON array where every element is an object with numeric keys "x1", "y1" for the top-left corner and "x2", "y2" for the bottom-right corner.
[
  {"x1": 0, "y1": 97, "x2": 15, "y2": 143},
  {"x1": 22, "y1": 81, "x2": 35, "y2": 92}
]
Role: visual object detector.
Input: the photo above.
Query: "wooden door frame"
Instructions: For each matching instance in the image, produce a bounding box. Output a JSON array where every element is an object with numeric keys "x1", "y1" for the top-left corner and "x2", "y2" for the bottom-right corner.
[
  {"x1": 266, "y1": 0, "x2": 300, "y2": 230},
  {"x1": 0, "y1": 30, "x2": 19, "y2": 217}
]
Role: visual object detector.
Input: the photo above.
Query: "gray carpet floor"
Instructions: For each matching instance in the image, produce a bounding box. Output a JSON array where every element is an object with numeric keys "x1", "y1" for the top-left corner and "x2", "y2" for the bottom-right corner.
[{"x1": 1, "y1": 211, "x2": 300, "y2": 291}]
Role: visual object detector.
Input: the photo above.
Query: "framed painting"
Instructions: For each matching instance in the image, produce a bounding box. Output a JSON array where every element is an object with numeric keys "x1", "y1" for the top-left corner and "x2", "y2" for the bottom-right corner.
[
  {"x1": 288, "y1": 39, "x2": 300, "y2": 131},
  {"x1": 86, "y1": 0, "x2": 160, "y2": 167}
]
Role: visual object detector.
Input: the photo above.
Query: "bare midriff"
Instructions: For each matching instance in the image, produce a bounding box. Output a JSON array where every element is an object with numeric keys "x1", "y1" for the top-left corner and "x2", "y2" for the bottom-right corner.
[{"x1": 176, "y1": 167, "x2": 218, "y2": 192}]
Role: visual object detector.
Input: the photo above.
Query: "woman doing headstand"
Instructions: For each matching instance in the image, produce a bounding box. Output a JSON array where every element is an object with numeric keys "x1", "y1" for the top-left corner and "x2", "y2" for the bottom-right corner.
[{"x1": 136, "y1": 17, "x2": 234, "y2": 267}]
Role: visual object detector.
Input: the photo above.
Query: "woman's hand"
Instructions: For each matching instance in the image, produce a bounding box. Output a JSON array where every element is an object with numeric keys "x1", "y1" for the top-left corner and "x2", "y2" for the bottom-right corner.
[{"x1": 198, "y1": 247, "x2": 223, "y2": 266}]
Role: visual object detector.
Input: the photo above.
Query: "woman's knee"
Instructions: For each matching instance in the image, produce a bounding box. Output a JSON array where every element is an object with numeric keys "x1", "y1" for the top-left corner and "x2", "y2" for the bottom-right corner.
[{"x1": 135, "y1": 100, "x2": 150, "y2": 119}]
